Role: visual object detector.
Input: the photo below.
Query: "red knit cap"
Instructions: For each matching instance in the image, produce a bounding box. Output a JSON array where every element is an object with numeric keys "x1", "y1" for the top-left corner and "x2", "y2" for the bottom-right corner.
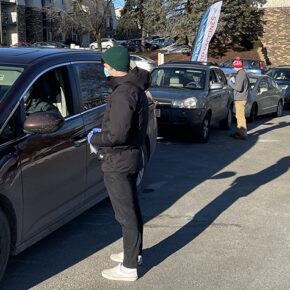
[{"x1": 232, "y1": 57, "x2": 243, "y2": 69}]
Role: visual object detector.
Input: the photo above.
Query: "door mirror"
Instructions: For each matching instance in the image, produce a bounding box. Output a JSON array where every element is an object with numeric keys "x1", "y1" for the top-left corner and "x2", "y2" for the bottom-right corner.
[
  {"x1": 24, "y1": 111, "x2": 64, "y2": 134},
  {"x1": 259, "y1": 87, "x2": 268, "y2": 94},
  {"x1": 210, "y1": 82, "x2": 223, "y2": 90}
]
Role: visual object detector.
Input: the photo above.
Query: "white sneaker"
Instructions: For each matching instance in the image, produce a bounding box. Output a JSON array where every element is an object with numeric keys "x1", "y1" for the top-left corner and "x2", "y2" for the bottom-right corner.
[
  {"x1": 101, "y1": 263, "x2": 138, "y2": 281},
  {"x1": 110, "y1": 252, "x2": 143, "y2": 265}
]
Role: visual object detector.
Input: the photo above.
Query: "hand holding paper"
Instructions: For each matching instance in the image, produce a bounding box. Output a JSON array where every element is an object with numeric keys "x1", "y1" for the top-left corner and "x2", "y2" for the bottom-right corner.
[
  {"x1": 87, "y1": 128, "x2": 102, "y2": 155},
  {"x1": 92, "y1": 128, "x2": 102, "y2": 134}
]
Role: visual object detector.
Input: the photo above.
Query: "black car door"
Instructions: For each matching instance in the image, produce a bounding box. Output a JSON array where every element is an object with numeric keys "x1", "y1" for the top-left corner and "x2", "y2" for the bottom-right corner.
[
  {"x1": 72, "y1": 62, "x2": 112, "y2": 205},
  {"x1": 19, "y1": 64, "x2": 87, "y2": 240}
]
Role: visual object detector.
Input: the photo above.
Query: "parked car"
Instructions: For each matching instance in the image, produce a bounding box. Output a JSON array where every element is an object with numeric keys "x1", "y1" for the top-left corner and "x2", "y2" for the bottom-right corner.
[
  {"x1": 266, "y1": 66, "x2": 290, "y2": 107},
  {"x1": 146, "y1": 35, "x2": 160, "y2": 43},
  {"x1": 115, "y1": 40, "x2": 127, "y2": 46},
  {"x1": 31, "y1": 41, "x2": 58, "y2": 48},
  {"x1": 10, "y1": 42, "x2": 32, "y2": 48},
  {"x1": 49, "y1": 41, "x2": 68, "y2": 48},
  {"x1": 125, "y1": 39, "x2": 154, "y2": 52},
  {"x1": 220, "y1": 59, "x2": 266, "y2": 77},
  {"x1": 0, "y1": 48, "x2": 157, "y2": 280},
  {"x1": 90, "y1": 38, "x2": 116, "y2": 50},
  {"x1": 151, "y1": 37, "x2": 175, "y2": 49},
  {"x1": 130, "y1": 54, "x2": 157, "y2": 72},
  {"x1": 149, "y1": 61, "x2": 234, "y2": 143},
  {"x1": 244, "y1": 74, "x2": 284, "y2": 121}
]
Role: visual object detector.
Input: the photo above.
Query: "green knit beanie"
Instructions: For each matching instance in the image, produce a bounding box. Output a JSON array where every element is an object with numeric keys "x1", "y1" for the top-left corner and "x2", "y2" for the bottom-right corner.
[{"x1": 102, "y1": 46, "x2": 130, "y2": 72}]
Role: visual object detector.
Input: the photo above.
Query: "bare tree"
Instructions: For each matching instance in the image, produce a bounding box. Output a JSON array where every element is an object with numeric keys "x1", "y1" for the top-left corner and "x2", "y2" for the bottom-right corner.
[{"x1": 48, "y1": 0, "x2": 115, "y2": 50}]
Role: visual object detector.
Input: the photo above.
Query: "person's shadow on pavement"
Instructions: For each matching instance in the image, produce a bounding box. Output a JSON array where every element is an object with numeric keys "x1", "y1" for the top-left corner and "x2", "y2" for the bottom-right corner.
[{"x1": 141, "y1": 156, "x2": 290, "y2": 277}]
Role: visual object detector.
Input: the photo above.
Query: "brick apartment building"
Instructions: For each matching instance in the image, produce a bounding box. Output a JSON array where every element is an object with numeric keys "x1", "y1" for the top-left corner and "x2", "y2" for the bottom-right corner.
[
  {"x1": 258, "y1": 0, "x2": 290, "y2": 66},
  {"x1": 0, "y1": 0, "x2": 117, "y2": 47}
]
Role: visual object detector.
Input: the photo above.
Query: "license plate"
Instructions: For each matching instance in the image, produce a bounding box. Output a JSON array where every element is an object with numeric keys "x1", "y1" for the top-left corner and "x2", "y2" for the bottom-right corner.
[{"x1": 156, "y1": 108, "x2": 161, "y2": 118}]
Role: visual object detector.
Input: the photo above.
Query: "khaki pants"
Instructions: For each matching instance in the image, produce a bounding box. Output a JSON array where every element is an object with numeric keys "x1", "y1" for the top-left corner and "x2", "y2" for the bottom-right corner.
[{"x1": 235, "y1": 100, "x2": 247, "y2": 135}]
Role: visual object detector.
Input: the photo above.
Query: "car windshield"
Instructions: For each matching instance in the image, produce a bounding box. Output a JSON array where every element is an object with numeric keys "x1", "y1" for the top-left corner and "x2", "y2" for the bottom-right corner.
[
  {"x1": 249, "y1": 77, "x2": 258, "y2": 90},
  {"x1": 151, "y1": 67, "x2": 206, "y2": 90},
  {"x1": 266, "y1": 68, "x2": 290, "y2": 81},
  {"x1": 0, "y1": 65, "x2": 24, "y2": 105}
]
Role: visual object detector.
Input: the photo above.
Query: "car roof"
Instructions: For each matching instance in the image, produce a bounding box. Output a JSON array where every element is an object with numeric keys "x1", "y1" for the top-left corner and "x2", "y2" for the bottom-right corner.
[
  {"x1": 225, "y1": 59, "x2": 262, "y2": 61},
  {"x1": 270, "y1": 66, "x2": 290, "y2": 69},
  {"x1": 0, "y1": 48, "x2": 102, "y2": 65},
  {"x1": 160, "y1": 60, "x2": 219, "y2": 69},
  {"x1": 248, "y1": 73, "x2": 265, "y2": 78}
]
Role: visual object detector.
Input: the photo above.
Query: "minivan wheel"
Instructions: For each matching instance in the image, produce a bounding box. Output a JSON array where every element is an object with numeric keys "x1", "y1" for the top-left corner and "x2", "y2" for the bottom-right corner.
[
  {"x1": 274, "y1": 100, "x2": 283, "y2": 117},
  {"x1": 0, "y1": 209, "x2": 11, "y2": 280},
  {"x1": 219, "y1": 105, "x2": 233, "y2": 130},
  {"x1": 248, "y1": 103, "x2": 257, "y2": 122},
  {"x1": 136, "y1": 144, "x2": 148, "y2": 191},
  {"x1": 197, "y1": 114, "x2": 210, "y2": 143},
  {"x1": 91, "y1": 45, "x2": 96, "y2": 50}
]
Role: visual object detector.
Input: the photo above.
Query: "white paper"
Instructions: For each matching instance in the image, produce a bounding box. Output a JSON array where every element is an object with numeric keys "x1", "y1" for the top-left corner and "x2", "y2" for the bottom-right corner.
[{"x1": 90, "y1": 144, "x2": 98, "y2": 154}]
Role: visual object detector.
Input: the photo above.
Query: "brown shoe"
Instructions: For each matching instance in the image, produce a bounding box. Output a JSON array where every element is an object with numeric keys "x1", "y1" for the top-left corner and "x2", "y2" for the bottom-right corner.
[{"x1": 230, "y1": 132, "x2": 247, "y2": 140}]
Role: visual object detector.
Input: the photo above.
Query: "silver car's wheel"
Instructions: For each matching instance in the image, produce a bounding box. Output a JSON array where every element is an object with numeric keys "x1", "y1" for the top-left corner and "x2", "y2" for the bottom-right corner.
[
  {"x1": 248, "y1": 103, "x2": 257, "y2": 122},
  {"x1": 0, "y1": 209, "x2": 10, "y2": 280},
  {"x1": 275, "y1": 100, "x2": 283, "y2": 117},
  {"x1": 220, "y1": 105, "x2": 233, "y2": 130},
  {"x1": 91, "y1": 45, "x2": 96, "y2": 49},
  {"x1": 197, "y1": 114, "x2": 210, "y2": 143}
]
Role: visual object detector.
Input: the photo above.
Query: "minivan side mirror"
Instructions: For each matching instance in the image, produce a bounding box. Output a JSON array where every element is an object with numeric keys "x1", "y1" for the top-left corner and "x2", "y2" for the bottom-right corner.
[
  {"x1": 24, "y1": 111, "x2": 64, "y2": 134},
  {"x1": 258, "y1": 87, "x2": 268, "y2": 94},
  {"x1": 210, "y1": 82, "x2": 223, "y2": 90}
]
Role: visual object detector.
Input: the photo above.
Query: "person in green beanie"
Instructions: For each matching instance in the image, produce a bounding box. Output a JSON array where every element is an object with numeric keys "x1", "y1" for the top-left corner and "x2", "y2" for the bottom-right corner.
[{"x1": 88, "y1": 46, "x2": 151, "y2": 281}]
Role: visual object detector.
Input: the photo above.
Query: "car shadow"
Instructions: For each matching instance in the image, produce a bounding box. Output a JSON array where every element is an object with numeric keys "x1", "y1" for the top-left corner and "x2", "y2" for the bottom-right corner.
[{"x1": 1, "y1": 113, "x2": 289, "y2": 289}]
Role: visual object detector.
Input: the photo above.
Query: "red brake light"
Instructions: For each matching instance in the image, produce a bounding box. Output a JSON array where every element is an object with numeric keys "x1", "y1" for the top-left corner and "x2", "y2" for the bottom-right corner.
[{"x1": 259, "y1": 61, "x2": 264, "y2": 69}]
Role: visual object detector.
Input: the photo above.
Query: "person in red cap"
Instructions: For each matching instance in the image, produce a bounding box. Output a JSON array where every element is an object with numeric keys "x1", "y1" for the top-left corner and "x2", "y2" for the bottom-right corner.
[{"x1": 228, "y1": 57, "x2": 249, "y2": 139}]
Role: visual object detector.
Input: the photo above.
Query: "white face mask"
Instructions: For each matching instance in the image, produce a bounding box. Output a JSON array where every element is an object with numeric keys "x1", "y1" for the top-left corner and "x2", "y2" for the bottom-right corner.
[{"x1": 104, "y1": 67, "x2": 110, "y2": 77}]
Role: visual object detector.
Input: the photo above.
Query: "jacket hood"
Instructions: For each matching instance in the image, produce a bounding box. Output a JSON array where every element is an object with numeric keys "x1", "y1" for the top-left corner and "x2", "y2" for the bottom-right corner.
[{"x1": 109, "y1": 67, "x2": 151, "y2": 91}]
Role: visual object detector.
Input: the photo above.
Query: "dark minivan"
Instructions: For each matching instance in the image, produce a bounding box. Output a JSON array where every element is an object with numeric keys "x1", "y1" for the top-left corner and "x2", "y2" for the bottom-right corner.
[{"x1": 0, "y1": 48, "x2": 157, "y2": 280}]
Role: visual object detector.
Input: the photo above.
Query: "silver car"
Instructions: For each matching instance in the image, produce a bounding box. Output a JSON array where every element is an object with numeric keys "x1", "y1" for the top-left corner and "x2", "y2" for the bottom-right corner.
[
  {"x1": 130, "y1": 54, "x2": 157, "y2": 72},
  {"x1": 245, "y1": 74, "x2": 284, "y2": 121},
  {"x1": 149, "y1": 61, "x2": 234, "y2": 143}
]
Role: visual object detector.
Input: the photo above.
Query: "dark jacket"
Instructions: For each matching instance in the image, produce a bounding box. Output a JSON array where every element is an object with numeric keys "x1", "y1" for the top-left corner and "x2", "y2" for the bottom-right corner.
[
  {"x1": 230, "y1": 69, "x2": 249, "y2": 101},
  {"x1": 26, "y1": 98, "x2": 60, "y2": 115},
  {"x1": 91, "y1": 67, "x2": 151, "y2": 173}
]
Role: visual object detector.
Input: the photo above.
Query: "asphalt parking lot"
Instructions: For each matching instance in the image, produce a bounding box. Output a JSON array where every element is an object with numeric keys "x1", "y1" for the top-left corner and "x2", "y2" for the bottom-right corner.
[{"x1": 1, "y1": 111, "x2": 290, "y2": 290}]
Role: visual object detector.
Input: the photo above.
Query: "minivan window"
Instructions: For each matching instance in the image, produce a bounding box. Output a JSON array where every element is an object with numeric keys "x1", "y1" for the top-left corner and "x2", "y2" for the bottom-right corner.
[
  {"x1": 75, "y1": 63, "x2": 111, "y2": 111},
  {"x1": 151, "y1": 68, "x2": 206, "y2": 90},
  {"x1": 0, "y1": 66, "x2": 24, "y2": 105},
  {"x1": 24, "y1": 67, "x2": 72, "y2": 118}
]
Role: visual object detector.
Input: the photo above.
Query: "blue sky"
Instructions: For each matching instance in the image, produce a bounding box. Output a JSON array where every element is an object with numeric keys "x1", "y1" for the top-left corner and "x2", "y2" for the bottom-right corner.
[{"x1": 114, "y1": 0, "x2": 124, "y2": 7}]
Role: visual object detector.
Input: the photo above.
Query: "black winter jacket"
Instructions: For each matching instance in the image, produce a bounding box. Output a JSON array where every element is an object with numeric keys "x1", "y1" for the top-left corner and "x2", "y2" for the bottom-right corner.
[{"x1": 90, "y1": 67, "x2": 151, "y2": 173}]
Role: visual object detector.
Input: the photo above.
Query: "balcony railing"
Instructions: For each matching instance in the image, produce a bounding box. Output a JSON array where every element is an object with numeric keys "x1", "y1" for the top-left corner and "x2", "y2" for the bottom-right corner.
[
  {"x1": 1, "y1": 12, "x2": 17, "y2": 26},
  {"x1": 1, "y1": 0, "x2": 16, "y2": 4}
]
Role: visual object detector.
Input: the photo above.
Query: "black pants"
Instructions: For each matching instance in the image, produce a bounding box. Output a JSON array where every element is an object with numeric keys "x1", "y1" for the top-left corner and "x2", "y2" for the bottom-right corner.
[{"x1": 104, "y1": 172, "x2": 143, "y2": 269}]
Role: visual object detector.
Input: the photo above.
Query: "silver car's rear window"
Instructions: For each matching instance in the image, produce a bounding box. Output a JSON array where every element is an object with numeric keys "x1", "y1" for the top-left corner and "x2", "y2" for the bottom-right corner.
[
  {"x1": 266, "y1": 68, "x2": 290, "y2": 81},
  {"x1": 0, "y1": 65, "x2": 24, "y2": 105},
  {"x1": 151, "y1": 67, "x2": 206, "y2": 90},
  {"x1": 249, "y1": 77, "x2": 258, "y2": 90}
]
